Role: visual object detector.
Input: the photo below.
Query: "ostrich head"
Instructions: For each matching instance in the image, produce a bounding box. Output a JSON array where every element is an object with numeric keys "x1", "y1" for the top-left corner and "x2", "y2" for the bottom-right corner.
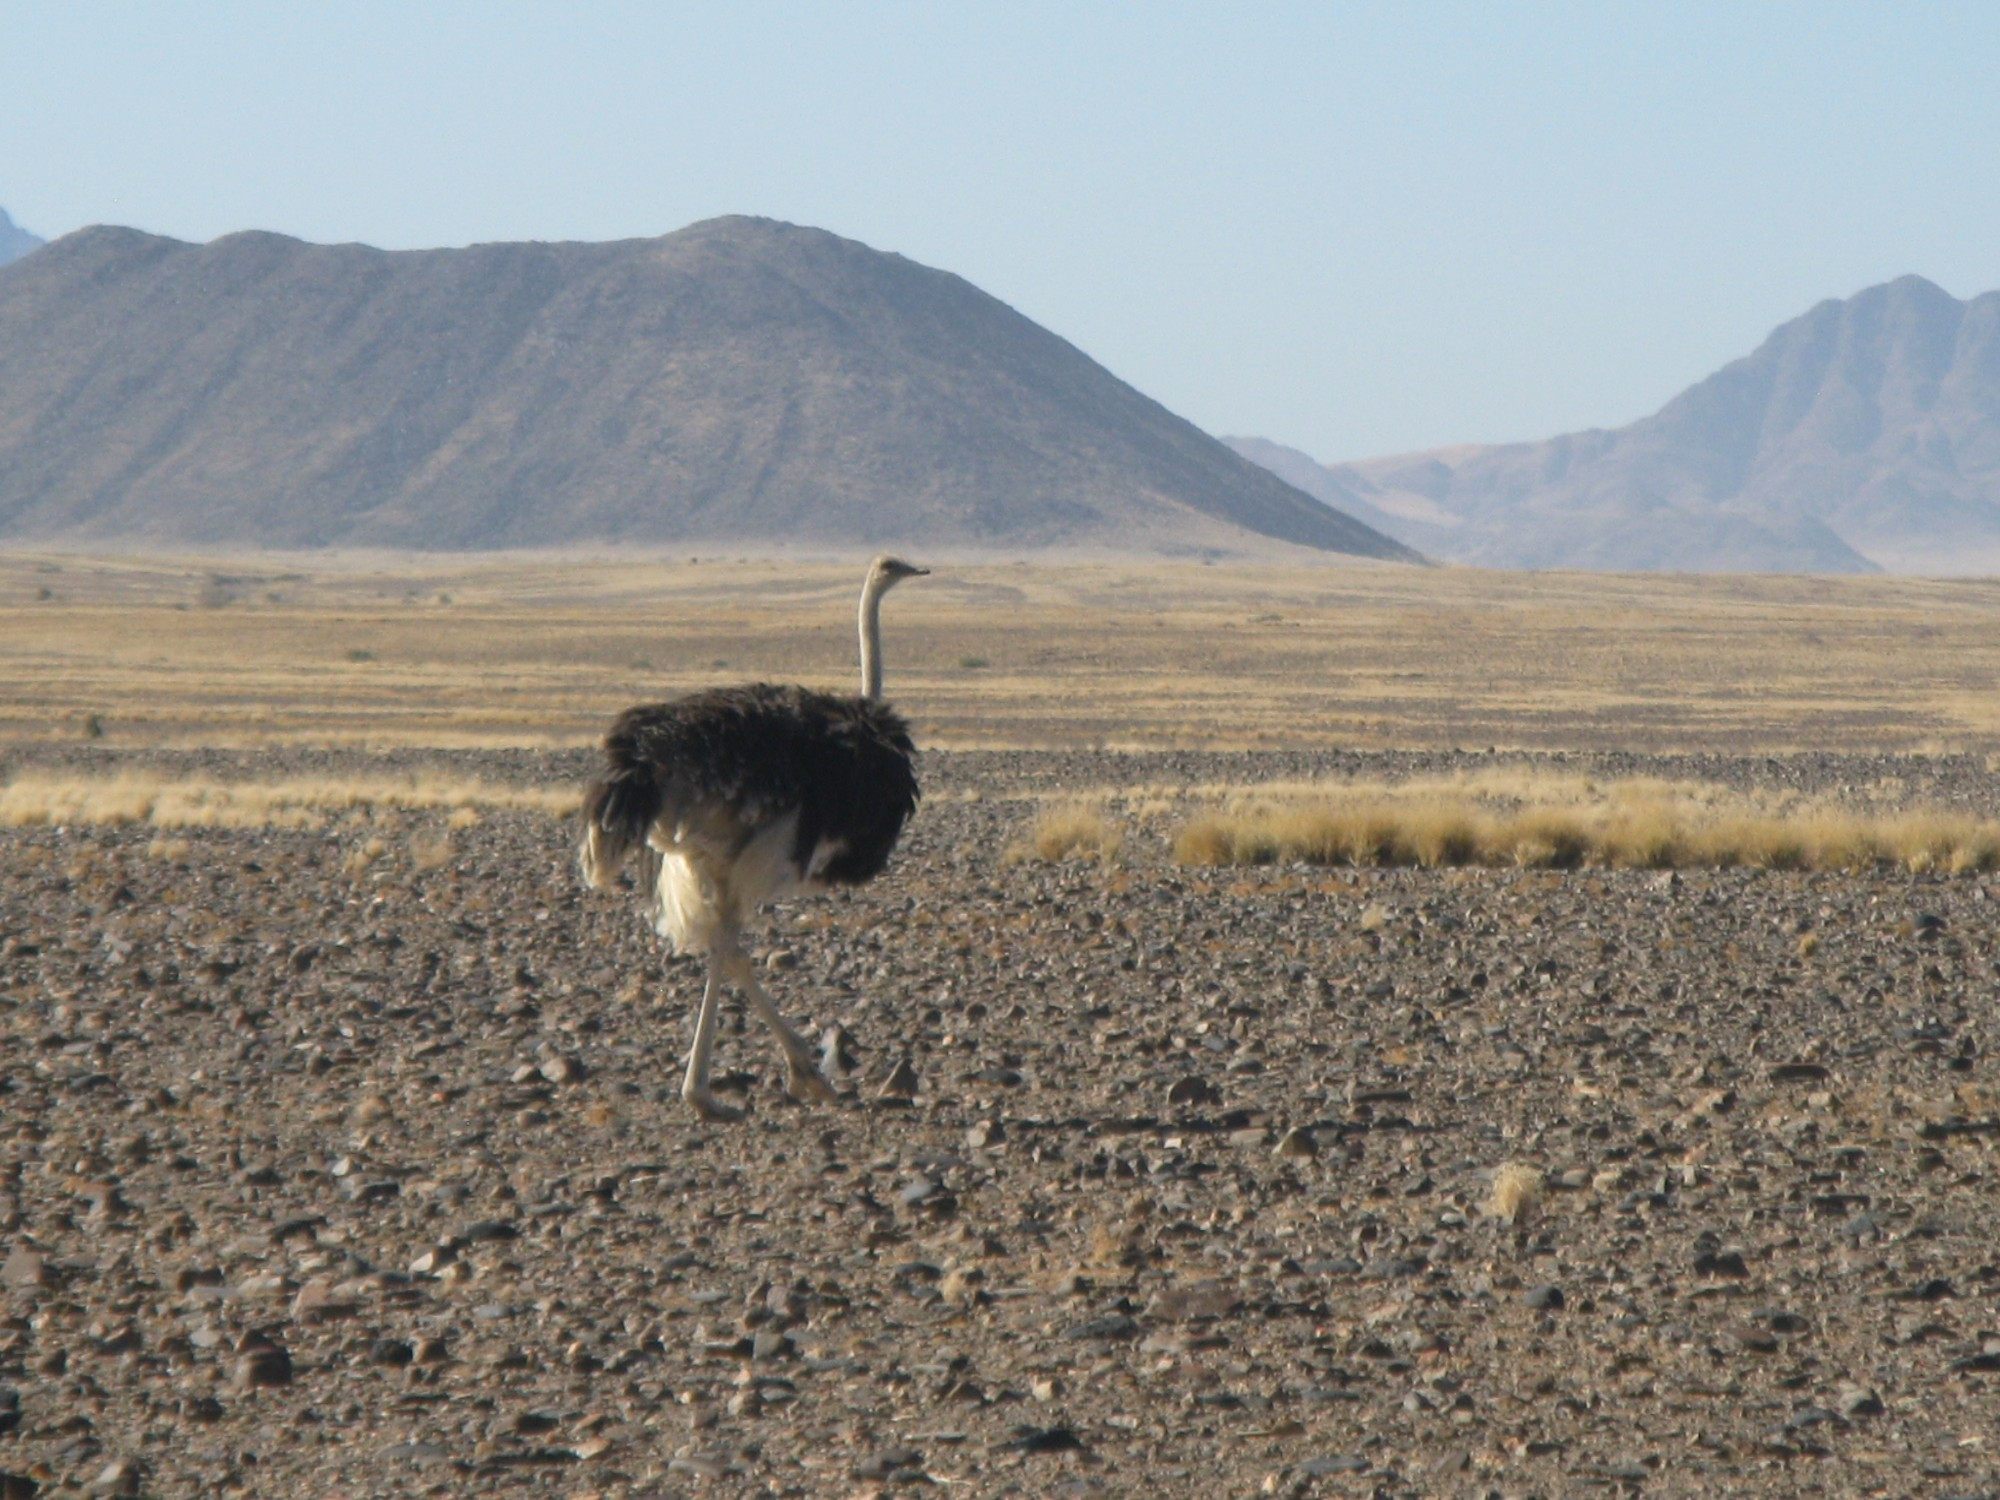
[{"x1": 868, "y1": 555, "x2": 929, "y2": 591}]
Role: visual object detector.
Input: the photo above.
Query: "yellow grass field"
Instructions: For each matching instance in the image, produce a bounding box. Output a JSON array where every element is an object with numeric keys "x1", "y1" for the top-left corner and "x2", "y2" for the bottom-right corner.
[{"x1": 4, "y1": 549, "x2": 2000, "y2": 753}]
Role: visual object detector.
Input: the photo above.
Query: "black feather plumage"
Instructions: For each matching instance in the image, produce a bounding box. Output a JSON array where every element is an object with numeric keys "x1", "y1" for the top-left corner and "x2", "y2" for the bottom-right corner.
[{"x1": 583, "y1": 683, "x2": 919, "y2": 884}]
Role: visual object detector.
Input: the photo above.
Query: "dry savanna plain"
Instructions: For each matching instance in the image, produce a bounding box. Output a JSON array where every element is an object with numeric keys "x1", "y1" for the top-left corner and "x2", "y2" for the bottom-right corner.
[{"x1": 6, "y1": 551, "x2": 2000, "y2": 1499}]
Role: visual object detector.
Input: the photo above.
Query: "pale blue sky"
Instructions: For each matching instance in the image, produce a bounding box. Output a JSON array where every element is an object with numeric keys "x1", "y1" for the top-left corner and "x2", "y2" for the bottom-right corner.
[{"x1": 3, "y1": 2, "x2": 1997, "y2": 460}]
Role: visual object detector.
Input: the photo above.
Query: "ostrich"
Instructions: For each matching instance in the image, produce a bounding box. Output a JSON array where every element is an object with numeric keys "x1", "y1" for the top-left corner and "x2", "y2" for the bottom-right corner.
[{"x1": 579, "y1": 556, "x2": 928, "y2": 1120}]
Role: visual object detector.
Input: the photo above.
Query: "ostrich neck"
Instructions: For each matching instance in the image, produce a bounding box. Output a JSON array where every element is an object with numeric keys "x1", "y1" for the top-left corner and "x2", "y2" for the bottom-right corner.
[{"x1": 858, "y1": 576, "x2": 888, "y2": 700}]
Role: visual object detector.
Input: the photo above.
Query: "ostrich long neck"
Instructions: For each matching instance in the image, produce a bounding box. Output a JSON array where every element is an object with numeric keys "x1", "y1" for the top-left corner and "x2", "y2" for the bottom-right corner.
[{"x1": 858, "y1": 572, "x2": 890, "y2": 701}]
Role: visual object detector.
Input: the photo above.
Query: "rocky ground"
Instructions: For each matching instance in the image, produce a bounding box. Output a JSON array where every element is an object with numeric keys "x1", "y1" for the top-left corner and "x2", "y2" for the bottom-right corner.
[{"x1": 3, "y1": 746, "x2": 2000, "y2": 1498}]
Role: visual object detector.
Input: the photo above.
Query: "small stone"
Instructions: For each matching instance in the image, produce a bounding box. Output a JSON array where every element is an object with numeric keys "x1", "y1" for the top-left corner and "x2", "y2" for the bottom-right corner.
[
  {"x1": 1272, "y1": 1126, "x2": 1318, "y2": 1159},
  {"x1": 1693, "y1": 1248, "x2": 1749, "y2": 1278},
  {"x1": 380, "y1": 1442, "x2": 452, "y2": 1465},
  {"x1": 965, "y1": 1118, "x2": 1005, "y2": 1150},
  {"x1": 1061, "y1": 1314, "x2": 1140, "y2": 1342},
  {"x1": 819, "y1": 1025, "x2": 857, "y2": 1076},
  {"x1": 539, "y1": 1055, "x2": 581, "y2": 1085},
  {"x1": 1731, "y1": 1327, "x2": 1780, "y2": 1355},
  {"x1": 228, "y1": 1329, "x2": 293, "y2": 1391},
  {"x1": 2, "y1": 1247, "x2": 52, "y2": 1291},
  {"x1": 84, "y1": 1459, "x2": 140, "y2": 1498},
  {"x1": 1301, "y1": 1454, "x2": 1371, "y2": 1476},
  {"x1": 270, "y1": 1216, "x2": 325, "y2": 1245},
  {"x1": 1167, "y1": 1075, "x2": 1220, "y2": 1106},
  {"x1": 1835, "y1": 1383, "x2": 1885, "y2": 1418},
  {"x1": 291, "y1": 1277, "x2": 358, "y2": 1323},
  {"x1": 1148, "y1": 1280, "x2": 1242, "y2": 1321},
  {"x1": 854, "y1": 1448, "x2": 924, "y2": 1481},
  {"x1": 367, "y1": 1338, "x2": 414, "y2": 1367},
  {"x1": 1006, "y1": 1425, "x2": 1085, "y2": 1453},
  {"x1": 878, "y1": 1056, "x2": 920, "y2": 1100},
  {"x1": 1522, "y1": 1283, "x2": 1565, "y2": 1311}
]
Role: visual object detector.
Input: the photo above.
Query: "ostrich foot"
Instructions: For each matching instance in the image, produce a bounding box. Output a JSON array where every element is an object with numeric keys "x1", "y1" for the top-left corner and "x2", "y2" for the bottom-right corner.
[
  {"x1": 683, "y1": 1086, "x2": 744, "y2": 1123},
  {"x1": 785, "y1": 1060, "x2": 840, "y2": 1106}
]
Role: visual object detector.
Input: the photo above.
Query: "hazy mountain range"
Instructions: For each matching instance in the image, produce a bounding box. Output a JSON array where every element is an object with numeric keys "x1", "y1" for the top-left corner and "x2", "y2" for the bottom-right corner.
[
  {"x1": 0, "y1": 214, "x2": 1416, "y2": 561},
  {"x1": 0, "y1": 206, "x2": 42, "y2": 267},
  {"x1": 1232, "y1": 275, "x2": 2000, "y2": 574}
]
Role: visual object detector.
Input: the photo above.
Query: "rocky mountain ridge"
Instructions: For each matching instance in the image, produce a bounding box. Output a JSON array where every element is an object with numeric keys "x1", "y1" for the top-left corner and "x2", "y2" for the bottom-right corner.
[
  {"x1": 0, "y1": 215, "x2": 1416, "y2": 561},
  {"x1": 1235, "y1": 275, "x2": 2000, "y2": 573}
]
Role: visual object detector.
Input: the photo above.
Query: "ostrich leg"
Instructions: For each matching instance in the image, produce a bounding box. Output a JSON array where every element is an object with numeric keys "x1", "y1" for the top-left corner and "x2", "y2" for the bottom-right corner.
[
  {"x1": 680, "y1": 952, "x2": 743, "y2": 1122},
  {"x1": 722, "y1": 940, "x2": 839, "y2": 1104}
]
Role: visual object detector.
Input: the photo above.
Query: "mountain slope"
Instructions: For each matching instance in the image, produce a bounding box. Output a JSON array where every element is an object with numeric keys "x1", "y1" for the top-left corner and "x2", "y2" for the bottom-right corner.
[
  {"x1": 1236, "y1": 275, "x2": 2000, "y2": 573},
  {"x1": 0, "y1": 206, "x2": 41, "y2": 267},
  {"x1": 0, "y1": 216, "x2": 1416, "y2": 560}
]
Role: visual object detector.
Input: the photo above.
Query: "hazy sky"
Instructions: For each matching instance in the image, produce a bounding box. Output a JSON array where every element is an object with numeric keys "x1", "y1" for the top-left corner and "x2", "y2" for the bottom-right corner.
[{"x1": 4, "y1": 2, "x2": 1998, "y2": 460}]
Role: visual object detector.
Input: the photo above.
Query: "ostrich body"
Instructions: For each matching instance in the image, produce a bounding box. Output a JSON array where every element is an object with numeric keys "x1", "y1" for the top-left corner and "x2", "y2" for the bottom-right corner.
[{"x1": 580, "y1": 556, "x2": 927, "y2": 1120}]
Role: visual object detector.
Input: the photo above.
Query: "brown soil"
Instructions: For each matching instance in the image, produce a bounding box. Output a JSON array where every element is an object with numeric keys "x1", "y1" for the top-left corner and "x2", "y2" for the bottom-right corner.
[{"x1": 4, "y1": 746, "x2": 2000, "y2": 1497}]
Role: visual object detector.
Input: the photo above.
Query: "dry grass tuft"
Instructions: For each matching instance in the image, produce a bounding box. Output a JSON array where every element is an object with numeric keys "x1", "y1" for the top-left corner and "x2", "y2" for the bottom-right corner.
[
  {"x1": 0, "y1": 771, "x2": 576, "y2": 830},
  {"x1": 1008, "y1": 805, "x2": 1125, "y2": 867},
  {"x1": 1171, "y1": 771, "x2": 2000, "y2": 874},
  {"x1": 408, "y1": 830, "x2": 457, "y2": 872},
  {"x1": 343, "y1": 836, "x2": 389, "y2": 880},
  {"x1": 1488, "y1": 1163, "x2": 1546, "y2": 1223}
]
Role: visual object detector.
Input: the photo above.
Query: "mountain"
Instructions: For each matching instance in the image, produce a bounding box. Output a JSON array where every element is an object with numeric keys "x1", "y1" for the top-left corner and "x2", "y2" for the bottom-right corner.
[
  {"x1": 0, "y1": 206, "x2": 42, "y2": 267},
  {"x1": 0, "y1": 216, "x2": 1417, "y2": 560},
  {"x1": 1232, "y1": 275, "x2": 2000, "y2": 573}
]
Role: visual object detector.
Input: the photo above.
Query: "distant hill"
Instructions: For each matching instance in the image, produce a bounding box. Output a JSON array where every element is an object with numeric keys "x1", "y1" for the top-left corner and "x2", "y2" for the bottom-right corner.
[
  {"x1": 0, "y1": 206, "x2": 41, "y2": 267},
  {"x1": 1233, "y1": 275, "x2": 2000, "y2": 574},
  {"x1": 0, "y1": 215, "x2": 1417, "y2": 560}
]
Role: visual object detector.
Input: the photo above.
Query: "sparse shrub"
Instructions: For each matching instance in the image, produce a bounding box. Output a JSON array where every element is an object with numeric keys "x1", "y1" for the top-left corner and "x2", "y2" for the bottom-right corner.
[
  {"x1": 1009, "y1": 805, "x2": 1124, "y2": 867},
  {"x1": 959, "y1": 655, "x2": 992, "y2": 670},
  {"x1": 1171, "y1": 816, "x2": 1234, "y2": 867},
  {"x1": 0, "y1": 771, "x2": 574, "y2": 831},
  {"x1": 1169, "y1": 772, "x2": 2000, "y2": 875},
  {"x1": 343, "y1": 836, "x2": 389, "y2": 880},
  {"x1": 1505, "y1": 809, "x2": 1592, "y2": 869},
  {"x1": 345, "y1": 648, "x2": 376, "y2": 663},
  {"x1": 1488, "y1": 1162, "x2": 1545, "y2": 1223},
  {"x1": 80, "y1": 712, "x2": 104, "y2": 740},
  {"x1": 409, "y1": 830, "x2": 456, "y2": 872}
]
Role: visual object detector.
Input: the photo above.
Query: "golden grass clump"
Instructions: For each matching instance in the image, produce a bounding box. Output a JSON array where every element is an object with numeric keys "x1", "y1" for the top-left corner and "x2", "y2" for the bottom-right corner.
[
  {"x1": 1488, "y1": 1163, "x2": 1545, "y2": 1223},
  {"x1": 343, "y1": 836, "x2": 389, "y2": 880},
  {"x1": 1170, "y1": 770, "x2": 2000, "y2": 874},
  {"x1": 0, "y1": 771, "x2": 577, "y2": 830},
  {"x1": 408, "y1": 830, "x2": 457, "y2": 872},
  {"x1": 1008, "y1": 805, "x2": 1125, "y2": 867}
]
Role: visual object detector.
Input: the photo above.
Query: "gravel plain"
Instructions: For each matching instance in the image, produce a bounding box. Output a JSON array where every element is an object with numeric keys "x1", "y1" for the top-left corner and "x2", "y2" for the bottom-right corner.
[{"x1": 4, "y1": 745, "x2": 2000, "y2": 1498}]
